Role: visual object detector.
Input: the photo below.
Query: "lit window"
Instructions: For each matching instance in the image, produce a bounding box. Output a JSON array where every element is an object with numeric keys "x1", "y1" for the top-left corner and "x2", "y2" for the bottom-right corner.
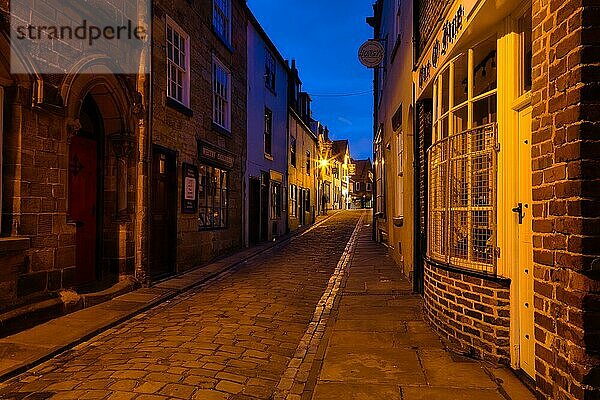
[
  {"x1": 198, "y1": 165, "x2": 229, "y2": 230},
  {"x1": 375, "y1": 136, "x2": 385, "y2": 217},
  {"x1": 213, "y1": 0, "x2": 231, "y2": 43},
  {"x1": 213, "y1": 58, "x2": 231, "y2": 130},
  {"x1": 166, "y1": 18, "x2": 190, "y2": 106},
  {"x1": 264, "y1": 108, "x2": 273, "y2": 156},
  {"x1": 265, "y1": 49, "x2": 276, "y2": 91}
]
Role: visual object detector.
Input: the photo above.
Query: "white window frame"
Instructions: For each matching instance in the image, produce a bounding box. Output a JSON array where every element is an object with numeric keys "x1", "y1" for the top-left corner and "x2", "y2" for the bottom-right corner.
[
  {"x1": 355, "y1": 182, "x2": 361, "y2": 192},
  {"x1": 213, "y1": 0, "x2": 231, "y2": 44},
  {"x1": 166, "y1": 17, "x2": 190, "y2": 107},
  {"x1": 212, "y1": 57, "x2": 231, "y2": 131}
]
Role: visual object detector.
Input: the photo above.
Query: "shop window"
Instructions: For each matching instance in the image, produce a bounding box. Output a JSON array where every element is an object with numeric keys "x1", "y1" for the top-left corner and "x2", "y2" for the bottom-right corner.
[
  {"x1": 472, "y1": 36, "x2": 497, "y2": 97},
  {"x1": 290, "y1": 137, "x2": 297, "y2": 167},
  {"x1": 166, "y1": 18, "x2": 190, "y2": 106},
  {"x1": 198, "y1": 165, "x2": 229, "y2": 230},
  {"x1": 213, "y1": 58, "x2": 231, "y2": 130},
  {"x1": 429, "y1": 38, "x2": 500, "y2": 275},
  {"x1": 264, "y1": 108, "x2": 273, "y2": 156},
  {"x1": 271, "y1": 182, "x2": 281, "y2": 219},
  {"x1": 453, "y1": 53, "x2": 468, "y2": 106},
  {"x1": 290, "y1": 184, "x2": 297, "y2": 217}
]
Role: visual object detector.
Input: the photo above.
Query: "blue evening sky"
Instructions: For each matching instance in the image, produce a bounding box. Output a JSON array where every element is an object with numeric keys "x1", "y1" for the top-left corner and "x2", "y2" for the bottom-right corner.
[{"x1": 247, "y1": 0, "x2": 375, "y2": 161}]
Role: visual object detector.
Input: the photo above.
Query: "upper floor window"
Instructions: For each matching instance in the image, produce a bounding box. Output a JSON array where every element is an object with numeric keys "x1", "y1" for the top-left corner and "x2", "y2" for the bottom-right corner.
[
  {"x1": 367, "y1": 182, "x2": 372, "y2": 191},
  {"x1": 265, "y1": 49, "x2": 276, "y2": 92},
  {"x1": 213, "y1": 57, "x2": 231, "y2": 130},
  {"x1": 306, "y1": 151, "x2": 311, "y2": 175},
  {"x1": 355, "y1": 182, "x2": 361, "y2": 192},
  {"x1": 264, "y1": 108, "x2": 273, "y2": 156},
  {"x1": 290, "y1": 137, "x2": 297, "y2": 167},
  {"x1": 166, "y1": 18, "x2": 190, "y2": 106},
  {"x1": 271, "y1": 182, "x2": 282, "y2": 219},
  {"x1": 213, "y1": 0, "x2": 231, "y2": 44}
]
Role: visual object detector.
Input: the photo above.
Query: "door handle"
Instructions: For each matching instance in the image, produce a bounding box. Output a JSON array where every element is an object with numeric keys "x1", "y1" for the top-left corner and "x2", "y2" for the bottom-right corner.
[{"x1": 512, "y1": 203, "x2": 525, "y2": 224}]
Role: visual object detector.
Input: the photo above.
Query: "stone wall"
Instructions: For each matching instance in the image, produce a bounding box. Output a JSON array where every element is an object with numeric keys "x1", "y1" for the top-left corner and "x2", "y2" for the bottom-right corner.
[
  {"x1": 530, "y1": 0, "x2": 600, "y2": 397},
  {"x1": 151, "y1": 0, "x2": 247, "y2": 272},
  {"x1": 423, "y1": 262, "x2": 511, "y2": 364}
]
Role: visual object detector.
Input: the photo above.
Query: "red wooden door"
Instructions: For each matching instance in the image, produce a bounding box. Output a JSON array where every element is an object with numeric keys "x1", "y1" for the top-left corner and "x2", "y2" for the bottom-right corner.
[{"x1": 69, "y1": 136, "x2": 98, "y2": 286}]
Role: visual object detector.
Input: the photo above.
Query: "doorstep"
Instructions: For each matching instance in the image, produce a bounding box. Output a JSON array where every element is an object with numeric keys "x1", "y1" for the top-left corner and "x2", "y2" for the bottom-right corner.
[{"x1": 0, "y1": 211, "x2": 341, "y2": 382}]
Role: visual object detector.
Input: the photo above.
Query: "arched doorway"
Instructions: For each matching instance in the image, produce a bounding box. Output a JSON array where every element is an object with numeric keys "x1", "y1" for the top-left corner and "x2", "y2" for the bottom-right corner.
[{"x1": 68, "y1": 94, "x2": 105, "y2": 287}]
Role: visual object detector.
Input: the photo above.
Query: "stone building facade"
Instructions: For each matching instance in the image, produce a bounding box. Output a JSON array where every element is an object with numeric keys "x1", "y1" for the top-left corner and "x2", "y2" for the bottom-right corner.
[
  {"x1": 149, "y1": 0, "x2": 247, "y2": 278},
  {"x1": 371, "y1": 0, "x2": 600, "y2": 397}
]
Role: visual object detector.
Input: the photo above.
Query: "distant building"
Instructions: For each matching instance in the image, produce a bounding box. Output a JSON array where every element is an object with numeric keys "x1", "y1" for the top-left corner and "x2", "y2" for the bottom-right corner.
[
  {"x1": 245, "y1": 13, "x2": 289, "y2": 244},
  {"x1": 312, "y1": 121, "x2": 334, "y2": 215},
  {"x1": 349, "y1": 159, "x2": 373, "y2": 209},
  {"x1": 330, "y1": 140, "x2": 351, "y2": 210},
  {"x1": 287, "y1": 61, "x2": 318, "y2": 231}
]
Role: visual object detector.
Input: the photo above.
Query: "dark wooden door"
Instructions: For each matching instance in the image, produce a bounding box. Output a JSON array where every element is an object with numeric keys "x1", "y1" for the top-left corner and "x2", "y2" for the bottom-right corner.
[
  {"x1": 249, "y1": 178, "x2": 261, "y2": 244},
  {"x1": 150, "y1": 149, "x2": 177, "y2": 278},
  {"x1": 69, "y1": 136, "x2": 98, "y2": 286}
]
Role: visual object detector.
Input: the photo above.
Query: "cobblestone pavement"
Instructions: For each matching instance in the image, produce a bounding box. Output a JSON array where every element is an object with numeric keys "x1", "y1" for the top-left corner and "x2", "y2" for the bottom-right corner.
[{"x1": 0, "y1": 211, "x2": 364, "y2": 400}]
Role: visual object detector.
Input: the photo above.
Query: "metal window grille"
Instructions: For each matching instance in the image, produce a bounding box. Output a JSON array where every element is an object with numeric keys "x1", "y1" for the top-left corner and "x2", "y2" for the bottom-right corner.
[{"x1": 427, "y1": 123, "x2": 498, "y2": 275}]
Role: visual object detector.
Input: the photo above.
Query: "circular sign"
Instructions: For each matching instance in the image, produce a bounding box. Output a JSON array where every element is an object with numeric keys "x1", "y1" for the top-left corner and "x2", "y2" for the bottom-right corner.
[{"x1": 358, "y1": 40, "x2": 384, "y2": 68}]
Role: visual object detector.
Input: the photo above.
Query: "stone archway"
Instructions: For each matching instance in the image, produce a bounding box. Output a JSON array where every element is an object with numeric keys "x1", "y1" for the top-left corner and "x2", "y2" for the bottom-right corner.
[{"x1": 63, "y1": 69, "x2": 137, "y2": 290}]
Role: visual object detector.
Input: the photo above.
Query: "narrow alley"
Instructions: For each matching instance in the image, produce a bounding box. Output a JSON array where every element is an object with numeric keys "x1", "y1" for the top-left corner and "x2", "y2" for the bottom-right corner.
[{"x1": 0, "y1": 212, "x2": 533, "y2": 399}]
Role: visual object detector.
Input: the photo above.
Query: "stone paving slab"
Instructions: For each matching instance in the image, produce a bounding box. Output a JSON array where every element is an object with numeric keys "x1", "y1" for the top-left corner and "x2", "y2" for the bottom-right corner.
[{"x1": 306, "y1": 220, "x2": 535, "y2": 400}]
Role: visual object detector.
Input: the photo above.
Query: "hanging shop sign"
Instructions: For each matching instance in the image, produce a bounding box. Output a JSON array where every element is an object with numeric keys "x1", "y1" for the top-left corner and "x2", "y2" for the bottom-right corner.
[
  {"x1": 182, "y1": 163, "x2": 198, "y2": 214},
  {"x1": 198, "y1": 140, "x2": 235, "y2": 169},
  {"x1": 358, "y1": 40, "x2": 385, "y2": 68},
  {"x1": 415, "y1": 0, "x2": 477, "y2": 98}
]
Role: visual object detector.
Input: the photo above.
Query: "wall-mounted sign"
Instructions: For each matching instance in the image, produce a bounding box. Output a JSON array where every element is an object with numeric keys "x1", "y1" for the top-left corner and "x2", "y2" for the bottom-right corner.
[
  {"x1": 415, "y1": 0, "x2": 477, "y2": 99},
  {"x1": 198, "y1": 140, "x2": 235, "y2": 169},
  {"x1": 182, "y1": 163, "x2": 198, "y2": 214},
  {"x1": 358, "y1": 40, "x2": 385, "y2": 68}
]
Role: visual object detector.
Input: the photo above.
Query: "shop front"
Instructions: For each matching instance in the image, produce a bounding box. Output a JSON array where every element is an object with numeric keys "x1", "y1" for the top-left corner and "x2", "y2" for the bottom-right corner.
[{"x1": 415, "y1": 0, "x2": 535, "y2": 377}]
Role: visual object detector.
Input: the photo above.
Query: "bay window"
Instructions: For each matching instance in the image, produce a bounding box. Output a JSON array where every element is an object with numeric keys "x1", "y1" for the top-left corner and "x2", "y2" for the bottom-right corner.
[{"x1": 428, "y1": 35, "x2": 499, "y2": 274}]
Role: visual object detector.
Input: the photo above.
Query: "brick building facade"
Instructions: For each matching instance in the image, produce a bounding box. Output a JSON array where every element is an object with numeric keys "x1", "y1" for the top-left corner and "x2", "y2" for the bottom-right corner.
[{"x1": 372, "y1": 0, "x2": 600, "y2": 397}]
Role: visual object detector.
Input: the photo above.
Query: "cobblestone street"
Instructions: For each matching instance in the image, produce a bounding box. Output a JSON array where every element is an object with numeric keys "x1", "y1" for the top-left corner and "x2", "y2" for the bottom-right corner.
[
  {"x1": 0, "y1": 211, "x2": 533, "y2": 400},
  {"x1": 0, "y1": 212, "x2": 363, "y2": 400}
]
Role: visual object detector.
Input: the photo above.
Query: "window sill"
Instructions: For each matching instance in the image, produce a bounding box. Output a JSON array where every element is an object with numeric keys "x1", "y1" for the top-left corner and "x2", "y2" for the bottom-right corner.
[
  {"x1": 0, "y1": 237, "x2": 30, "y2": 254},
  {"x1": 212, "y1": 27, "x2": 234, "y2": 53},
  {"x1": 166, "y1": 97, "x2": 193, "y2": 117},
  {"x1": 199, "y1": 226, "x2": 228, "y2": 232},
  {"x1": 264, "y1": 153, "x2": 274, "y2": 161},
  {"x1": 211, "y1": 122, "x2": 232, "y2": 137}
]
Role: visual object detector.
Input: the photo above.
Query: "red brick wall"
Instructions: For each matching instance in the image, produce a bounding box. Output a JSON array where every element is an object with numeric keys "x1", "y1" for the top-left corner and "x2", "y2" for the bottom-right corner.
[
  {"x1": 531, "y1": 0, "x2": 600, "y2": 397},
  {"x1": 424, "y1": 263, "x2": 511, "y2": 364}
]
